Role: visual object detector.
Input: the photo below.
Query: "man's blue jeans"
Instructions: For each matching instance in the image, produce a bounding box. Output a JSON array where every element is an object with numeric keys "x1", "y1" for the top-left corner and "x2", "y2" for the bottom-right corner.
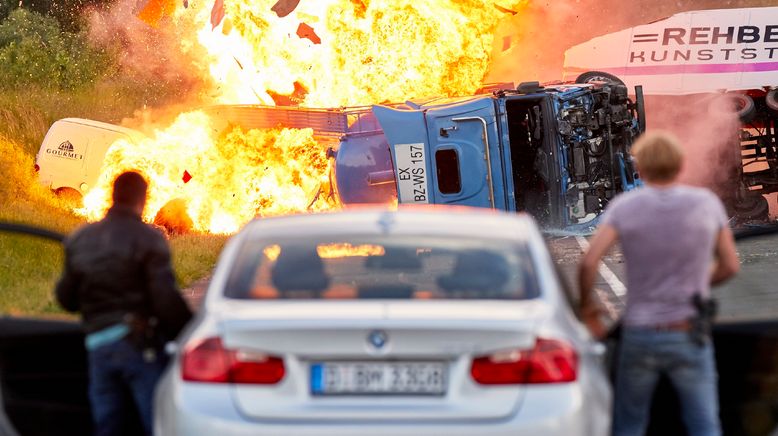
[
  {"x1": 612, "y1": 328, "x2": 721, "y2": 436},
  {"x1": 88, "y1": 338, "x2": 167, "y2": 436}
]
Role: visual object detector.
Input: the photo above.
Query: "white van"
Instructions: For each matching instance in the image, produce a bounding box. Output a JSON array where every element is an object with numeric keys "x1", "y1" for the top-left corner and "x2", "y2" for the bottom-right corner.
[{"x1": 36, "y1": 118, "x2": 144, "y2": 199}]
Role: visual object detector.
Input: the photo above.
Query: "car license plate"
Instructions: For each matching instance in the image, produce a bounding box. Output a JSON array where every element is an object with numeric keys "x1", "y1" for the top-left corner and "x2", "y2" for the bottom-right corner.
[
  {"x1": 393, "y1": 142, "x2": 429, "y2": 204},
  {"x1": 311, "y1": 362, "x2": 446, "y2": 395}
]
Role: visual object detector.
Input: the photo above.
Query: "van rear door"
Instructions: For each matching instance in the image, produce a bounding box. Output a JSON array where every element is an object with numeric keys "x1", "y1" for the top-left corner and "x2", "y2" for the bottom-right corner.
[
  {"x1": 37, "y1": 121, "x2": 90, "y2": 192},
  {"x1": 373, "y1": 97, "x2": 505, "y2": 209}
]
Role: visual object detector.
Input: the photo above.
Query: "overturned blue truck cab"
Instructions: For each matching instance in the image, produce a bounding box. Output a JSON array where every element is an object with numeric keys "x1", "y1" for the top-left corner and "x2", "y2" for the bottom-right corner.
[{"x1": 210, "y1": 79, "x2": 645, "y2": 230}]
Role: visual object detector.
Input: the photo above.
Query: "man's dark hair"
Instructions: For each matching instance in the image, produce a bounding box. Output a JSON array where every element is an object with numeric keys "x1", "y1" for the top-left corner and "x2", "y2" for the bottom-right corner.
[{"x1": 112, "y1": 171, "x2": 148, "y2": 206}]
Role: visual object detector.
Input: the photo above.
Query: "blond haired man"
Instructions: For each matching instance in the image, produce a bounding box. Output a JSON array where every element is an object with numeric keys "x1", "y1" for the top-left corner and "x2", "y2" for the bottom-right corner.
[{"x1": 579, "y1": 131, "x2": 739, "y2": 436}]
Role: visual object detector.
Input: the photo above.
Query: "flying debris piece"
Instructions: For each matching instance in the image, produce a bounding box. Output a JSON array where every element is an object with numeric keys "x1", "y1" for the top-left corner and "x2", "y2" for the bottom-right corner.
[
  {"x1": 267, "y1": 81, "x2": 308, "y2": 106},
  {"x1": 271, "y1": 0, "x2": 300, "y2": 18},
  {"x1": 296, "y1": 22, "x2": 321, "y2": 44},
  {"x1": 494, "y1": 3, "x2": 518, "y2": 15},
  {"x1": 221, "y1": 17, "x2": 232, "y2": 35},
  {"x1": 182, "y1": 0, "x2": 188, "y2": 8},
  {"x1": 182, "y1": 170, "x2": 192, "y2": 184},
  {"x1": 210, "y1": 0, "x2": 225, "y2": 30}
]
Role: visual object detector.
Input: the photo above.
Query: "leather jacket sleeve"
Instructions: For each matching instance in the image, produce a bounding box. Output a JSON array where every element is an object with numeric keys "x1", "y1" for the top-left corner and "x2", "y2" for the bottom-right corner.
[
  {"x1": 145, "y1": 233, "x2": 193, "y2": 339},
  {"x1": 55, "y1": 237, "x2": 82, "y2": 313}
]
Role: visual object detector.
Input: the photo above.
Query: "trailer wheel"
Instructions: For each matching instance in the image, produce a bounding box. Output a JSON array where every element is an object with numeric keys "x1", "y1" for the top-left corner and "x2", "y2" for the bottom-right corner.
[
  {"x1": 709, "y1": 93, "x2": 756, "y2": 123},
  {"x1": 733, "y1": 193, "x2": 769, "y2": 221},
  {"x1": 766, "y1": 89, "x2": 778, "y2": 112},
  {"x1": 575, "y1": 71, "x2": 625, "y2": 86}
]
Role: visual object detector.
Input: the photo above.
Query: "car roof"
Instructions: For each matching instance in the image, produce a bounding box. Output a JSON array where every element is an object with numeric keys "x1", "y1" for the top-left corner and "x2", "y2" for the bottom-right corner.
[{"x1": 241, "y1": 206, "x2": 537, "y2": 242}]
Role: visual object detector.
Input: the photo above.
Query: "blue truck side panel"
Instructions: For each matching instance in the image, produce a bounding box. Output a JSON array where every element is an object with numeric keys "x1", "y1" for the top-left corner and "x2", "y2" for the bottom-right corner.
[
  {"x1": 373, "y1": 97, "x2": 508, "y2": 210},
  {"x1": 334, "y1": 132, "x2": 396, "y2": 204},
  {"x1": 369, "y1": 106, "x2": 432, "y2": 204}
]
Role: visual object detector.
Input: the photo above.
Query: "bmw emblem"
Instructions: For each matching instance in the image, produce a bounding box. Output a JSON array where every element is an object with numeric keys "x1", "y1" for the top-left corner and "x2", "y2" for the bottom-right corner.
[{"x1": 367, "y1": 330, "x2": 388, "y2": 350}]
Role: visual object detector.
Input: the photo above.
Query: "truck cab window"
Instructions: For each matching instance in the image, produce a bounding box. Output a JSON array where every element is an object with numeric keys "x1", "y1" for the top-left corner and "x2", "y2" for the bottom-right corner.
[{"x1": 435, "y1": 149, "x2": 462, "y2": 194}]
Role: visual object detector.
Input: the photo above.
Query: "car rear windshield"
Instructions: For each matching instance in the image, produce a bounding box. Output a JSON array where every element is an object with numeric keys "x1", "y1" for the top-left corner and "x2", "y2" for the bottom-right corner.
[{"x1": 223, "y1": 235, "x2": 539, "y2": 300}]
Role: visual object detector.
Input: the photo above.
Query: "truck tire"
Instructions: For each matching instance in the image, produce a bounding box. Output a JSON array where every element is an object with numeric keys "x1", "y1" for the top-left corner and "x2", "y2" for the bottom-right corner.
[
  {"x1": 709, "y1": 93, "x2": 756, "y2": 123},
  {"x1": 733, "y1": 193, "x2": 769, "y2": 221},
  {"x1": 766, "y1": 88, "x2": 778, "y2": 112},
  {"x1": 575, "y1": 71, "x2": 626, "y2": 86}
]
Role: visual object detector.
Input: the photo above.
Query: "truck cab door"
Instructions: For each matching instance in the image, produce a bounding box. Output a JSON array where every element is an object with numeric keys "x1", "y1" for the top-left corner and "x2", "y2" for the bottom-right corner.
[{"x1": 373, "y1": 97, "x2": 506, "y2": 209}]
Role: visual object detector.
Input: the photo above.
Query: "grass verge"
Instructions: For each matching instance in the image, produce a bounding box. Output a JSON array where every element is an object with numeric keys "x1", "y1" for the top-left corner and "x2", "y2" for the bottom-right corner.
[{"x1": 0, "y1": 135, "x2": 227, "y2": 317}]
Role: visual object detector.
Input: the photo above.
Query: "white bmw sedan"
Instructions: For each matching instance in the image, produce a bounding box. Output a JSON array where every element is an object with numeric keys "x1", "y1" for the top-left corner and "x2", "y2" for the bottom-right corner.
[{"x1": 154, "y1": 207, "x2": 611, "y2": 435}]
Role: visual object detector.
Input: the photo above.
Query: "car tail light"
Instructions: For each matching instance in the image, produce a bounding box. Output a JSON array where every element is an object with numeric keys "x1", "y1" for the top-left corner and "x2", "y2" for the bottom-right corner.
[
  {"x1": 470, "y1": 338, "x2": 577, "y2": 385},
  {"x1": 181, "y1": 337, "x2": 285, "y2": 384}
]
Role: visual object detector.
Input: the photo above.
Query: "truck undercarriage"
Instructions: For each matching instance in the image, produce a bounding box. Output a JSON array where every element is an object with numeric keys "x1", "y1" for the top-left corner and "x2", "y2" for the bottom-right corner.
[
  {"x1": 733, "y1": 91, "x2": 778, "y2": 223},
  {"x1": 499, "y1": 82, "x2": 642, "y2": 229}
]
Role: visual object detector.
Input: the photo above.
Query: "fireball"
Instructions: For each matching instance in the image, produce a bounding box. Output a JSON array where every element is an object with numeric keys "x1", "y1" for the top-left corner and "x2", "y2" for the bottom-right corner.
[
  {"x1": 79, "y1": 0, "x2": 526, "y2": 233},
  {"x1": 79, "y1": 111, "x2": 329, "y2": 234}
]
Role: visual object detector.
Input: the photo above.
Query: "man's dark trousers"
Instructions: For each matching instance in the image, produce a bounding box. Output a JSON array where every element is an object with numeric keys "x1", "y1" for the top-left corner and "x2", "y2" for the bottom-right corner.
[{"x1": 88, "y1": 338, "x2": 167, "y2": 436}]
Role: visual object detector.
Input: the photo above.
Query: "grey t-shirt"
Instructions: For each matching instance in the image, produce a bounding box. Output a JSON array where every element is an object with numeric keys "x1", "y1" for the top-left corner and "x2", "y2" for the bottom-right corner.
[{"x1": 600, "y1": 185, "x2": 728, "y2": 326}]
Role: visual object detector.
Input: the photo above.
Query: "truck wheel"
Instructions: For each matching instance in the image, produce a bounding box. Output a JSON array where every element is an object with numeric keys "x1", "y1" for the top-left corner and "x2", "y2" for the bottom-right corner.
[
  {"x1": 575, "y1": 71, "x2": 625, "y2": 86},
  {"x1": 709, "y1": 93, "x2": 756, "y2": 123},
  {"x1": 766, "y1": 89, "x2": 778, "y2": 112},
  {"x1": 734, "y1": 193, "x2": 769, "y2": 221}
]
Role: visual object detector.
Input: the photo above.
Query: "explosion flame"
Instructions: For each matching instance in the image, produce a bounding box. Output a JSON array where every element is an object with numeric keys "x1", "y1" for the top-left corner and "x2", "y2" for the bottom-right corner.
[{"x1": 79, "y1": 0, "x2": 525, "y2": 233}]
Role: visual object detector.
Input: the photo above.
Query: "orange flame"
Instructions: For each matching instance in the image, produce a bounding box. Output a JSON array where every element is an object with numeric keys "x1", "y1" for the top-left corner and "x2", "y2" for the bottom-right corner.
[
  {"x1": 194, "y1": 0, "x2": 525, "y2": 106},
  {"x1": 79, "y1": 1, "x2": 525, "y2": 233},
  {"x1": 79, "y1": 111, "x2": 331, "y2": 234}
]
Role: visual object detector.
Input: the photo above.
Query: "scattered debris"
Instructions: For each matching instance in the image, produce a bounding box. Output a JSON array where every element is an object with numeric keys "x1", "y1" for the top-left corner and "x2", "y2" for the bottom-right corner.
[
  {"x1": 494, "y1": 3, "x2": 518, "y2": 15},
  {"x1": 267, "y1": 81, "x2": 308, "y2": 106},
  {"x1": 271, "y1": 0, "x2": 300, "y2": 18},
  {"x1": 296, "y1": 22, "x2": 321, "y2": 44},
  {"x1": 210, "y1": 0, "x2": 225, "y2": 29}
]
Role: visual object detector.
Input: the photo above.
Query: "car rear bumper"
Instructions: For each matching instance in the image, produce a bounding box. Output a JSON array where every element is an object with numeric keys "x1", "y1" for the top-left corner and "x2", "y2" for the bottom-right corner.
[{"x1": 154, "y1": 366, "x2": 609, "y2": 436}]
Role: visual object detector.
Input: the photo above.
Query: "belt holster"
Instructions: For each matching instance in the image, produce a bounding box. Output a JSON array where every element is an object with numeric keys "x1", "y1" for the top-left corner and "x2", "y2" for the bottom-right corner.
[{"x1": 689, "y1": 294, "x2": 718, "y2": 346}]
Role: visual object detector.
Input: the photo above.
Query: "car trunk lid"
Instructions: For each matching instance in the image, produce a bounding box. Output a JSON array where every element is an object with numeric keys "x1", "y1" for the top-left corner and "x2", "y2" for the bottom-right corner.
[{"x1": 217, "y1": 300, "x2": 549, "y2": 422}]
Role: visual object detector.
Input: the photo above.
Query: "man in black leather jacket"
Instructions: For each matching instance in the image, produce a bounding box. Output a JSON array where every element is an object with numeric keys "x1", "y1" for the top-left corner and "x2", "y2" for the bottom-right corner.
[{"x1": 55, "y1": 171, "x2": 192, "y2": 436}]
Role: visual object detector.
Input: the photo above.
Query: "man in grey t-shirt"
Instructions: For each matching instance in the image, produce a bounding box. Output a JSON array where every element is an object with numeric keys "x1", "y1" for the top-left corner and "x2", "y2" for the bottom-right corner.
[{"x1": 578, "y1": 131, "x2": 739, "y2": 436}]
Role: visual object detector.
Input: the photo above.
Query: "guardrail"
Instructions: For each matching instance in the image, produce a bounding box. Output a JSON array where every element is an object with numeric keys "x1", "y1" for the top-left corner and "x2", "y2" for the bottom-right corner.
[{"x1": 202, "y1": 104, "x2": 383, "y2": 138}]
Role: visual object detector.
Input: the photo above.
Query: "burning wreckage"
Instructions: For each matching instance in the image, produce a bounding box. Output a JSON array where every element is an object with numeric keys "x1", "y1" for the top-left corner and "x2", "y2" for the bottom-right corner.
[
  {"x1": 41, "y1": 80, "x2": 645, "y2": 231},
  {"x1": 38, "y1": 78, "x2": 644, "y2": 232},
  {"x1": 214, "y1": 80, "x2": 643, "y2": 231}
]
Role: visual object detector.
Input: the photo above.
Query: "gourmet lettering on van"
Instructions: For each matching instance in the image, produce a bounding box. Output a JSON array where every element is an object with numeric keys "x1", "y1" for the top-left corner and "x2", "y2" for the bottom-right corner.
[
  {"x1": 46, "y1": 140, "x2": 84, "y2": 160},
  {"x1": 629, "y1": 25, "x2": 778, "y2": 65}
]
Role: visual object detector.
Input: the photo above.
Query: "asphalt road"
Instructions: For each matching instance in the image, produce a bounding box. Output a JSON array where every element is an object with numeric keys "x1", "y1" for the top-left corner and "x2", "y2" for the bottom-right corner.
[{"x1": 549, "y1": 232, "x2": 778, "y2": 325}]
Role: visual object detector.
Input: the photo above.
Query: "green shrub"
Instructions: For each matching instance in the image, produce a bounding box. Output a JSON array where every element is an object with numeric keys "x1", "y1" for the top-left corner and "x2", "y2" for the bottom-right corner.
[{"x1": 0, "y1": 8, "x2": 112, "y2": 90}]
